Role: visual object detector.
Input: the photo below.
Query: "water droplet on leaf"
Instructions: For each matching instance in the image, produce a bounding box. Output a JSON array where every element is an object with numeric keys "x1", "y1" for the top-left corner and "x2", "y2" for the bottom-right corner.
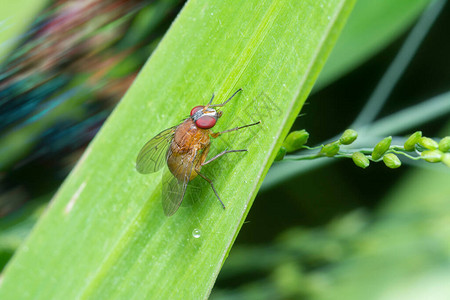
[{"x1": 192, "y1": 228, "x2": 201, "y2": 238}]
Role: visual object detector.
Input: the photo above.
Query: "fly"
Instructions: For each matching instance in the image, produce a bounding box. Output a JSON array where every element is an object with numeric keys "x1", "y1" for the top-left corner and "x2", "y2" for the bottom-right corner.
[{"x1": 136, "y1": 89, "x2": 260, "y2": 216}]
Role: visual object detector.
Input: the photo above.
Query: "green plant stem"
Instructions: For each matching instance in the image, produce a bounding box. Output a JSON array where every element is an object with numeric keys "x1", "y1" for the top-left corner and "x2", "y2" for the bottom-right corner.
[{"x1": 264, "y1": 87, "x2": 450, "y2": 191}]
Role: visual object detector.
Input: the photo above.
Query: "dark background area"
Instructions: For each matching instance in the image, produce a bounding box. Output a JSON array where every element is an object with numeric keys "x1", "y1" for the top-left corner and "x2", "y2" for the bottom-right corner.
[{"x1": 233, "y1": 0, "x2": 450, "y2": 244}]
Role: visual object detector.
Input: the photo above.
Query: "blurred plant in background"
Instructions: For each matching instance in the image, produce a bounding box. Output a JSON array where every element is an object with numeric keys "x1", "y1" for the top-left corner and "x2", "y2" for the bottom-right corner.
[
  {"x1": 0, "y1": 0, "x2": 183, "y2": 269},
  {"x1": 0, "y1": 0, "x2": 183, "y2": 214}
]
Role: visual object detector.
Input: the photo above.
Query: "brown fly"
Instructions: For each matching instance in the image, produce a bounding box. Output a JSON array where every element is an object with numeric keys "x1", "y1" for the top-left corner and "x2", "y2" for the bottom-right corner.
[{"x1": 136, "y1": 89, "x2": 260, "y2": 216}]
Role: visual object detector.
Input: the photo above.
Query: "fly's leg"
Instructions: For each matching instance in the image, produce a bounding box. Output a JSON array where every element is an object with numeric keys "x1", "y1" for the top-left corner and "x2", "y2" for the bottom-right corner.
[
  {"x1": 206, "y1": 120, "x2": 260, "y2": 163},
  {"x1": 205, "y1": 120, "x2": 260, "y2": 166},
  {"x1": 209, "y1": 88, "x2": 242, "y2": 107},
  {"x1": 197, "y1": 148, "x2": 250, "y2": 210},
  {"x1": 207, "y1": 93, "x2": 215, "y2": 105},
  {"x1": 202, "y1": 149, "x2": 247, "y2": 166},
  {"x1": 197, "y1": 119, "x2": 260, "y2": 210},
  {"x1": 196, "y1": 171, "x2": 226, "y2": 209},
  {"x1": 196, "y1": 146, "x2": 247, "y2": 210},
  {"x1": 210, "y1": 121, "x2": 261, "y2": 138}
]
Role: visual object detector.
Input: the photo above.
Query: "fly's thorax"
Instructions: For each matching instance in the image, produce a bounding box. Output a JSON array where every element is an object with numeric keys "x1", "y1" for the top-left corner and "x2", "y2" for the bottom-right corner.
[{"x1": 173, "y1": 119, "x2": 210, "y2": 152}]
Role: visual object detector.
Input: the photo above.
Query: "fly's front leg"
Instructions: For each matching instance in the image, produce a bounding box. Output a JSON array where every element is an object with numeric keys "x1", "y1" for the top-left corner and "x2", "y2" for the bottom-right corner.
[{"x1": 210, "y1": 121, "x2": 261, "y2": 138}]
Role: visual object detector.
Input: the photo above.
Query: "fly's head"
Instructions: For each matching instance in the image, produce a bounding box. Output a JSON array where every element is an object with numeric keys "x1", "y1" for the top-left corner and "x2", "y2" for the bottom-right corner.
[
  {"x1": 190, "y1": 89, "x2": 242, "y2": 129},
  {"x1": 190, "y1": 106, "x2": 221, "y2": 129}
]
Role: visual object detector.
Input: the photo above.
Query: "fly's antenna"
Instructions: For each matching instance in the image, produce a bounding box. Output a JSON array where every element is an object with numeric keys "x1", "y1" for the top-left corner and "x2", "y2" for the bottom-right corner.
[{"x1": 210, "y1": 88, "x2": 242, "y2": 108}]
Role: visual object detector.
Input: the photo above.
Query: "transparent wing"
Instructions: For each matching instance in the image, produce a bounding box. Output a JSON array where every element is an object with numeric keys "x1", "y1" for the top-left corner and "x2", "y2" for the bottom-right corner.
[
  {"x1": 162, "y1": 149, "x2": 197, "y2": 216},
  {"x1": 136, "y1": 126, "x2": 177, "y2": 174}
]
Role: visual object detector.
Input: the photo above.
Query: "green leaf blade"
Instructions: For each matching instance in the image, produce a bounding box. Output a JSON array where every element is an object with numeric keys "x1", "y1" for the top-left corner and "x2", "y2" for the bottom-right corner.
[{"x1": 0, "y1": 0, "x2": 355, "y2": 299}]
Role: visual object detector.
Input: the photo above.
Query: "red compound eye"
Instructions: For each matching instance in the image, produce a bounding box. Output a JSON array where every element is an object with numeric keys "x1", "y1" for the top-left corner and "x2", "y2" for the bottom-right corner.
[
  {"x1": 190, "y1": 105, "x2": 204, "y2": 116},
  {"x1": 195, "y1": 116, "x2": 216, "y2": 129}
]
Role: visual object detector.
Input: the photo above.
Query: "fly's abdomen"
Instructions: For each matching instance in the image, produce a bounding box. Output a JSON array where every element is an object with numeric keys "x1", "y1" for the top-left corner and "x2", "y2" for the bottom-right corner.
[{"x1": 167, "y1": 148, "x2": 198, "y2": 182}]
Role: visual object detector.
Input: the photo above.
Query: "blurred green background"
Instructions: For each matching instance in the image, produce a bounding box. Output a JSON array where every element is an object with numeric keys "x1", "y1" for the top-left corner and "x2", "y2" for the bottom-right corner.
[{"x1": 1, "y1": 0, "x2": 449, "y2": 299}]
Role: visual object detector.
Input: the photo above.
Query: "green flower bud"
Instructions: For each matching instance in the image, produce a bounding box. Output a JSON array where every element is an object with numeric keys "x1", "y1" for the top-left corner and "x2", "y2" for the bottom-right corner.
[
  {"x1": 442, "y1": 153, "x2": 450, "y2": 167},
  {"x1": 372, "y1": 136, "x2": 392, "y2": 161},
  {"x1": 339, "y1": 129, "x2": 358, "y2": 145},
  {"x1": 383, "y1": 153, "x2": 401, "y2": 169},
  {"x1": 320, "y1": 141, "x2": 340, "y2": 157},
  {"x1": 438, "y1": 136, "x2": 450, "y2": 152},
  {"x1": 274, "y1": 146, "x2": 287, "y2": 161},
  {"x1": 283, "y1": 130, "x2": 309, "y2": 152},
  {"x1": 419, "y1": 137, "x2": 439, "y2": 150},
  {"x1": 421, "y1": 150, "x2": 443, "y2": 163},
  {"x1": 352, "y1": 152, "x2": 370, "y2": 169},
  {"x1": 404, "y1": 131, "x2": 422, "y2": 151}
]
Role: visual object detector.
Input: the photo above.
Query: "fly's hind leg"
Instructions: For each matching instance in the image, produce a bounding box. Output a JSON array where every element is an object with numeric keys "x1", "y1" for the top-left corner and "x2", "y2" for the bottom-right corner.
[
  {"x1": 196, "y1": 170, "x2": 226, "y2": 210},
  {"x1": 194, "y1": 145, "x2": 226, "y2": 210},
  {"x1": 199, "y1": 120, "x2": 261, "y2": 210},
  {"x1": 199, "y1": 148, "x2": 248, "y2": 209}
]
